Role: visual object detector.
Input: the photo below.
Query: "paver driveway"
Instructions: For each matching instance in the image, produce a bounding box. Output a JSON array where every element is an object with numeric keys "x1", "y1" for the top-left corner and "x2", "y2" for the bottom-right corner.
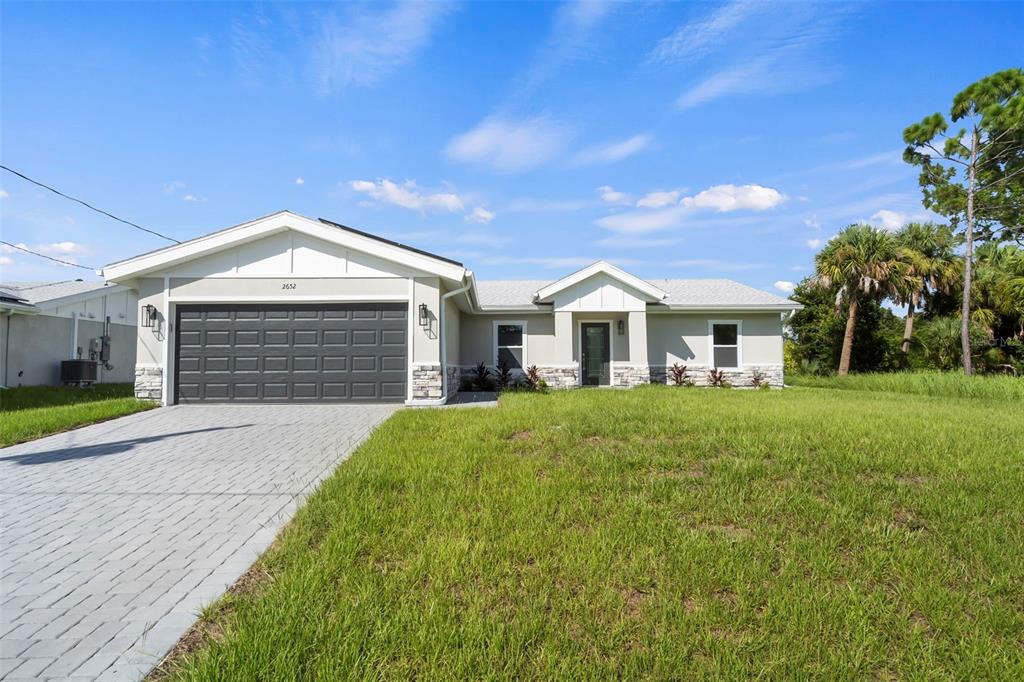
[{"x1": 0, "y1": 404, "x2": 397, "y2": 681}]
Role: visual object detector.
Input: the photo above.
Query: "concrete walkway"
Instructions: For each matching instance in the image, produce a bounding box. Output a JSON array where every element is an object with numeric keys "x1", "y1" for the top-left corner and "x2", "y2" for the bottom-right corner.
[{"x1": 0, "y1": 404, "x2": 397, "y2": 681}]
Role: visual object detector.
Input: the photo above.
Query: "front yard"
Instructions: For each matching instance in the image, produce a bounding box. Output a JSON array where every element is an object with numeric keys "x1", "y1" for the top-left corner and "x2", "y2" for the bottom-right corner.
[
  {"x1": 0, "y1": 383, "x2": 156, "y2": 447},
  {"x1": 161, "y1": 384, "x2": 1024, "y2": 679}
]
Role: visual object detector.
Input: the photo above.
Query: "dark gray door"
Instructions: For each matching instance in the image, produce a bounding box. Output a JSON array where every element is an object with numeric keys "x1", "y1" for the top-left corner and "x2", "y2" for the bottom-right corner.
[
  {"x1": 581, "y1": 323, "x2": 610, "y2": 386},
  {"x1": 175, "y1": 303, "x2": 407, "y2": 403}
]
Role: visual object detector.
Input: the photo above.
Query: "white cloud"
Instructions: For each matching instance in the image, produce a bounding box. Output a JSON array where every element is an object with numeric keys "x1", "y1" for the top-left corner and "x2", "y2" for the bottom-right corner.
[
  {"x1": 790, "y1": 265, "x2": 806, "y2": 272},
  {"x1": 681, "y1": 184, "x2": 785, "y2": 212},
  {"x1": 871, "y1": 209, "x2": 908, "y2": 231},
  {"x1": 444, "y1": 116, "x2": 571, "y2": 173},
  {"x1": 636, "y1": 189, "x2": 681, "y2": 209},
  {"x1": 465, "y1": 207, "x2": 495, "y2": 224},
  {"x1": 0, "y1": 256, "x2": 13, "y2": 266},
  {"x1": 163, "y1": 180, "x2": 185, "y2": 194},
  {"x1": 804, "y1": 217, "x2": 822, "y2": 230},
  {"x1": 774, "y1": 280, "x2": 795, "y2": 293},
  {"x1": 349, "y1": 178, "x2": 463, "y2": 213},
  {"x1": 0, "y1": 243, "x2": 23, "y2": 254},
  {"x1": 596, "y1": 185, "x2": 630, "y2": 204},
  {"x1": 312, "y1": 1, "x2": 453, "y2": 94},
  {"x1": 806, "y1": 238, "x2": 822, "y2": 249},
  {"x1": 0, "y1": 189, "x2": 9, "y2": 199},
  {"x1": 572, "y1": 134, "x2": 652, "y2": 165},
  {"x1": 182, "y1": 194, "x2": 206, "y2": 203},
  {"x1": 295, "y1": 177, "x2": 305, "y2": 185},
  {"x1": 37, "y1": 241, "x2": 87, "y2": 255},
  {"x1": 597, "y1": 183, "x2": 785, "y2": 233}
]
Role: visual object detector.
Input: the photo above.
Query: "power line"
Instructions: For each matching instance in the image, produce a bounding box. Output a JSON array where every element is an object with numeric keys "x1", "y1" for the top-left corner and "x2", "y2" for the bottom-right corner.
[
  {"x1": 0, "y1": 165, "x2": 181, "y2": 243},
  {"x1": 0, "y1": 240, "x2": 97, "y2": 271}
]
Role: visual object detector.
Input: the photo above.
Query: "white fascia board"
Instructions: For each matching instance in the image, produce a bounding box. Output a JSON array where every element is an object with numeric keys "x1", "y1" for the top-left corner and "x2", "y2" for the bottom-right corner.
[
  {"x1": 103, "y1": 211, "x2": 466, "y2": 282},
  {"x1": 534, "y1": 260, "x2": 667, "y2": 303},
  {"x1": 1, "y1": 302, "x2": 39, "y2": 314},
  {"x1": 649, "y1": 303, "x2": 803, "y2": 313}
]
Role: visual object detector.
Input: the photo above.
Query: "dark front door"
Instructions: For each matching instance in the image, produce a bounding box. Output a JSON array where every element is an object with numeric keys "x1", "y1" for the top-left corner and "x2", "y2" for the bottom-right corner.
[
  {"x1": 175, "y1": 303, "x2": 407, "y2": 403},
  {"x1": 581, "y1": 323, "x2": 611, "y2": 386}
]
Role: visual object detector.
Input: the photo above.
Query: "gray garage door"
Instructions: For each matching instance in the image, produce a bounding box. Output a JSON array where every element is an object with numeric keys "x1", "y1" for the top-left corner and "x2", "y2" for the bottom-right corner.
[{"x1": 175, "y1": 303, "x2": 407, "y2": 403}]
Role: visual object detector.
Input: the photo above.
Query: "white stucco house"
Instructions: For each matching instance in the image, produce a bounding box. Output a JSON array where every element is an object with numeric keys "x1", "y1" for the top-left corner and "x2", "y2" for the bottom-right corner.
[
  {"x1": 102, "y1": 211, "x2": 799, "y2": 405},
  {"x1": 0, "y1": 280, "x2": 138, "y2": 387}
]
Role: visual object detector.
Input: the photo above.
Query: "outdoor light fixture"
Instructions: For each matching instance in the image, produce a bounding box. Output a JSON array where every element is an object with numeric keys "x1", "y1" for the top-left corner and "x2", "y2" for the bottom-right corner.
[
  {"x1": 141, "y1": 304, "x2": 157, "y2": 328},
  {"x1": 617, "y1": 320, "x2": 625, "y2": 335},
  {"x1": 418, "y1": 303, "x2": 429, "y2": 328}
]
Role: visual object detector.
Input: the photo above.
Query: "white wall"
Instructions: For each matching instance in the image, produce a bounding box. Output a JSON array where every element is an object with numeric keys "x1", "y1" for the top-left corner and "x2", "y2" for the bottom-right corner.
[
  {"x1": 647, "y1": 312, "x2": 783, "y2": 366},
  {"x1": 552, "y1": 273, "x2": 647, "y2": 312}
]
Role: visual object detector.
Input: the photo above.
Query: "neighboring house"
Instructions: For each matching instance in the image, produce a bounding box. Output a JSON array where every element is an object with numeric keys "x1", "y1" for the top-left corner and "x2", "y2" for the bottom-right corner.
[
  {"x1": 0, "y1": 280, "x2": 138, "y2": 387},
  {"x1": 102, "y1": 211, "x2": 800, "y2": 405}
]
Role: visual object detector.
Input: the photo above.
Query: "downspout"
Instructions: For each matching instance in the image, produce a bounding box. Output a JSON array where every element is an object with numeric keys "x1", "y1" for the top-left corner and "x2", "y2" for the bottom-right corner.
[
  {"x1": 70, "y1": 312, "x2": 79, "y2": 359},
  {"x1": 439, "y1": 273, "x2": 473, "y2": 401},
  {"x1": 3, "y1": 310, "x2": 12, "y2": 388}
]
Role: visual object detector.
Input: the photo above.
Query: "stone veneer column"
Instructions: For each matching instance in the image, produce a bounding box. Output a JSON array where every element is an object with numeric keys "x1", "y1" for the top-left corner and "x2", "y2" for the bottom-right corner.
[
  {"x1": 411, "y1": 364, "x2": 443, "y2": 400},
  {"x1": 134, "y1": 365, "x2": 163, "y2": 400}
]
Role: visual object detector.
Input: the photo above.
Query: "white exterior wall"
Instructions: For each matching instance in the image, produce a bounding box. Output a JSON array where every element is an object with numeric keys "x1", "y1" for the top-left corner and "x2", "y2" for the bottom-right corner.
[
  {"x1": 647, "y1": 312, "x2": 783, "y2": 367},
  {"x1": 458, "y1": 313, "x2": 555, "y2": 367}
]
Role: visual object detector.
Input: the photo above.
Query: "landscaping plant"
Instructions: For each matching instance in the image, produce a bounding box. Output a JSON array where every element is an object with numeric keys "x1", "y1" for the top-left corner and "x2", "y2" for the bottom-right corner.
[
  {"x1": 668, "y1": 363, "x2": 694, "y2": 386},
  {"x1": 707, "y1": 368, "x2": 731, "y2": 388}
]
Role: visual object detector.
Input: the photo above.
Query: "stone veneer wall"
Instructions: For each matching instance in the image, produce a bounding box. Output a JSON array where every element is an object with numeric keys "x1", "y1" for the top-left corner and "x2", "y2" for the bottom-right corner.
[
  {"x1": 411, "y1": 364, "x2": 443, "y2": 401},
  {"x1": 445, "y1": 366, "x2": 460, "y2": 398},
  {"x1": 455, "y1": 365, "x2": 578, "y2": 390},
  {"x1": 134, "y1": 365, "x2": 163, "y2": 400},
  {"x1": 648, "y1": 364, "x2": 784, "y2": 388},
  {"x1": 612, "y1": 365, "x2": 651, "y2": 388}
]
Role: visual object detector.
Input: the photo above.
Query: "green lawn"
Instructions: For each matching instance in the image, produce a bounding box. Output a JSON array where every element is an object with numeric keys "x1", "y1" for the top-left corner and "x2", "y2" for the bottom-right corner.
[
  {"x1": 787, "y1": 370, "x2": 1024, "y2": 400},
  {"x1": 0, "y1": 383, "x2": 156, "y2": 447},
  {"x1": 161, "y1": 384, "x2": 1024, "y2": 680}
]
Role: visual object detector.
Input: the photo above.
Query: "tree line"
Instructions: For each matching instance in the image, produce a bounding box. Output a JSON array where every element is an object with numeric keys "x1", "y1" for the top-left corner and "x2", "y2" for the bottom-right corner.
[{"x1": 787, "y1": 69, "x2": 1024, "y2": 377}]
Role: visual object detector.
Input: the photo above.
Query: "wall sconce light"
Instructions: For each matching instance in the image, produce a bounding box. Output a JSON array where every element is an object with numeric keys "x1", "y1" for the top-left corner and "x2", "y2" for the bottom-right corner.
[
  {"x1": 418, "y1": 303, "x2": 429, "y2": 328},
  {"x1": 141, "y1": 304, "x2": 158, "y2": 328},
  {"x1": 617, "y1": 319, "x2": 625, "y2": 335}
]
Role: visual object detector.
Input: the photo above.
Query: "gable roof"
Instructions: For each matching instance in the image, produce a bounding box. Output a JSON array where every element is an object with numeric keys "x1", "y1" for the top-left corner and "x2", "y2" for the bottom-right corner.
[
  {"x1": 103, "y1": 210, "x2": 466, "y2": 282},
  {"x1": 472, "y1": 277, "x2": 798, "y2": 311},
  {"x1": 534, "y1": 261, "x2": 667, "y2": 303},
  {"x1": 1, "y1": 280, "x2": 113, "y2": 305}
]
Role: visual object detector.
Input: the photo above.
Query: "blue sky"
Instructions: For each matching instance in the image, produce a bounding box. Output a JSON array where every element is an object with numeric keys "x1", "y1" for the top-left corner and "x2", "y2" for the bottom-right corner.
[{"x1": 1, "y1": 1, "x2": 1021, "y2": 295}]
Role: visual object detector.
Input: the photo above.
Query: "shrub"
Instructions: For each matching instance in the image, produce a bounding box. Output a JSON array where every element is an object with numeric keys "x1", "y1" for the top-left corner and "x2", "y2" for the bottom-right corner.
[
  {"x1": 493, "y1": 359, "x2": 515, "y2": 390},
  {"x1": 750, "y1": 369, "x2": 769, "y2": 389},
  {"x1": 668, "y1": 363, "x2": 694, "y2": 386},
  {"x1": 707, "y1": 369, "x2": 731, "y2": 388},
  {"x1": 524, "y1": 365, "x2": 548, "y2": 393},
  {"x1": 471, "y1": 362, "x2": 494, "y2": 391}
]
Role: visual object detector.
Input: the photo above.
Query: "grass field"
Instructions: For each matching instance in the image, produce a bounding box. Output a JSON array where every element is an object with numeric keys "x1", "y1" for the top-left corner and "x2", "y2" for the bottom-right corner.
[
  {"x1": 160, "y1": 383, "x2": 1024, "y2": 680},
  {"x1": 787, "y1": 370, "x2": 1024, "y2": 400},
  {"x1": 0, "y1": 383, "x2": 156, "y2": 447}
]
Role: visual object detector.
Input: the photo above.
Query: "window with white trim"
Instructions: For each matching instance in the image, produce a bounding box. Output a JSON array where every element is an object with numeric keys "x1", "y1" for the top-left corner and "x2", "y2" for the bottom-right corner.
[
  {"x1": 495, "y1": 321, "x2": 525, "y2": 370},
  {"x1": 711, "y1": 323, "x2": 739, "y2": 368}
]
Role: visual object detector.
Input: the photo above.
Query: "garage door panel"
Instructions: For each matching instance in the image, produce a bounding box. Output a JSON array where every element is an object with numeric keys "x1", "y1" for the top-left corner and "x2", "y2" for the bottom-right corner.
[{"x1": 176, "y1": 303, "x2": 407, "y2": 403}]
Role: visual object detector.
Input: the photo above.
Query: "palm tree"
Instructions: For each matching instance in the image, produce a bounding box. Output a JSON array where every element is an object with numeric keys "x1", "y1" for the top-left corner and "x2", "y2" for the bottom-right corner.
[
  {"x1": 894, "y1": 222, "x2": 962, "y2": 359},
  {"x1": 812, "y1": 224, "x2": 914, "y2": 376}
]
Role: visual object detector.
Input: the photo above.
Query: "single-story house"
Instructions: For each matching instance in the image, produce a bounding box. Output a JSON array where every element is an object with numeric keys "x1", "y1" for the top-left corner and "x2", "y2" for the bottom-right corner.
[
  {"x1": 102, "y1": 210, "x2": 800, "y2": 405},
  {"x1": 0, "y1": 280, "x2": 138, "y2": 387}
]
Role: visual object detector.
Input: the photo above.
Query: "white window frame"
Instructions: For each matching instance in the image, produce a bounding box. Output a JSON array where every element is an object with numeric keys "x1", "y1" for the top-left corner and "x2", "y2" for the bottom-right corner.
[
  {"x1": 493, "y1": 319, "x2": 527, "y2": 370},
  {"x1": 708, "y1": 319, "x2": 742, "y2": 369}
]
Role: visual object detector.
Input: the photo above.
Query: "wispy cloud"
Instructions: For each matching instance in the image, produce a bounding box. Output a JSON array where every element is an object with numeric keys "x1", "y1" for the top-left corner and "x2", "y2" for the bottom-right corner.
[
  {"x1": 312, "y1": 1, "x2": 453, "y2": 94},
  {"x1": 503, "y1": 197, "x2": 595, "y2": 213},
  {"x1": 806, "y1": 238, "x2": 822, "y2": 249},
  {"x1": 596, "y1": 235, "x2": 682, "y2": 249},
  {"x1": 295, "y1": 177, "x2": 305, "y2": 185},
  {"x1": 651, "y1": 1, "x2": 762, "y2": 64},
  {"x1": 671, "y1": 259, "x2": 766, "y2": 271},
  {"x1": 572, "y1": 134, "x2": 653, "y2": 166},
  {"x1": 637, "y1": 189, "x2": 682, "y2": 209},
  {"x1": 661, "y1": 2, "x2": 849, "y2": 110},
  {"x1": 513, "y1": 0, "x2": 616, "y2": 98},
  {"x1": 481, "y1": 255, "x2": 641, "y2": 269},
  {"x1": 445, "y1": 116, "x2": 572, "y2": 173}
]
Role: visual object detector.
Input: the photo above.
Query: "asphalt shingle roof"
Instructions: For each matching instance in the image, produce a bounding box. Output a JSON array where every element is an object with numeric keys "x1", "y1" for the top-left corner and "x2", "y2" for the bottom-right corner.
[
  {"x1": 474, "y1": 278, "x2": 794, "y2": 308},
  {"x1": 0, "y1": 280, "x2": 113, "y2": 305}
]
